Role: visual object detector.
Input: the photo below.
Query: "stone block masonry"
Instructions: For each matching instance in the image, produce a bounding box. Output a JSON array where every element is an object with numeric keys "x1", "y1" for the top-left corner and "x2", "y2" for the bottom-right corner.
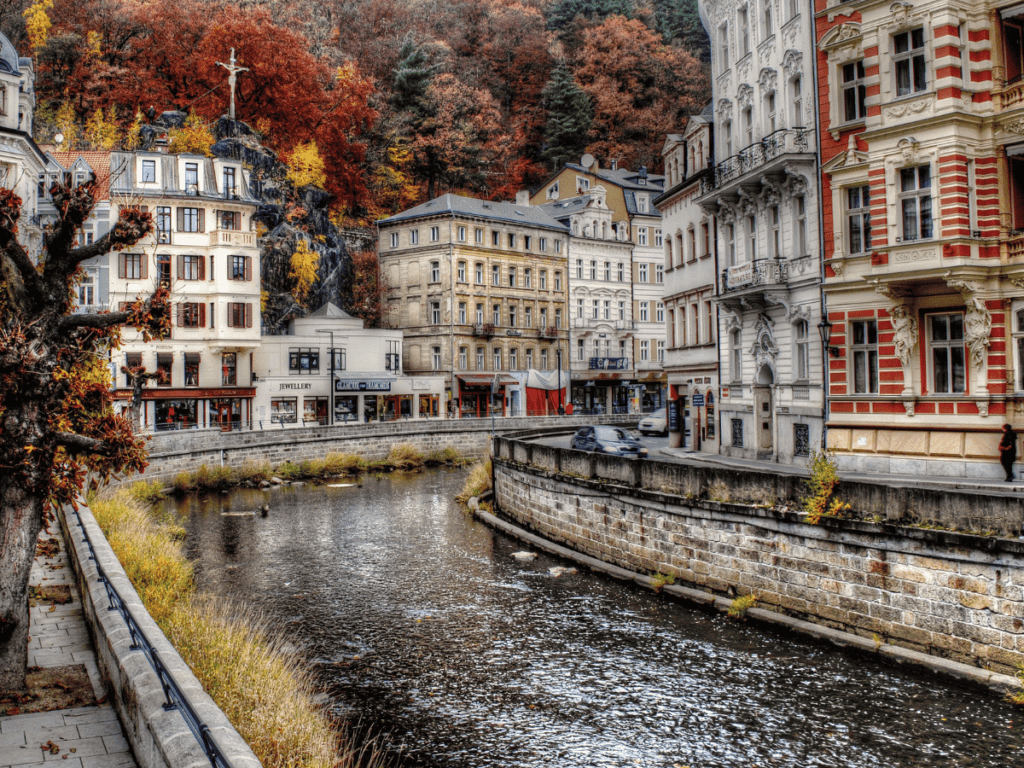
[{"x1": 493, "y1": 441, "x2": 1024, "y2": 678}]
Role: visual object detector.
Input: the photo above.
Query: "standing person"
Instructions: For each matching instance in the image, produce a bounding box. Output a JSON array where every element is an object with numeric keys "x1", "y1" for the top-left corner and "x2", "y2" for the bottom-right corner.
[{"x1": 998, "y1": 423, "x2": 1018, "y2": 482}]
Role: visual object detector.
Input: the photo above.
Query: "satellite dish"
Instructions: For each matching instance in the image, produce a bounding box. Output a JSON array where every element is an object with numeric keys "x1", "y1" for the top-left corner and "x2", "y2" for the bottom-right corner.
[
  {"x1": 54, "y1": 133, "x2": 64, "y2": 145},
  {"x1": 580, "y1": 153, "x2": 594, "y2": 170}
]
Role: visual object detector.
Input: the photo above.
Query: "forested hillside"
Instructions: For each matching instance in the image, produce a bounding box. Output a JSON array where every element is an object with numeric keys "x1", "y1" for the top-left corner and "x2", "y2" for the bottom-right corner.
[{"x1": 9, "y1": 0, "x2": 710, "y2": 223}]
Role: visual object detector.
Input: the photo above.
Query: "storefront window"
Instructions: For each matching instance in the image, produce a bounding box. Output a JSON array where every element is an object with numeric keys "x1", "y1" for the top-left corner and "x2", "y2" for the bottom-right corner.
[
  {"x1": 222, "y1": 353, "x2": 237, "y2": 386},
  {"x1": 271, "y1": 398, "x2": 297, "y2": 423},
  {"x1": 211, "y1": 398, "x2": 242, "y2": 430},
  {"x1": 155, "y1": 399, "x2": 197, "y2": 430},
  {"x1": 706, "y1": 391, "x2": 715, "y2": 438},
  {"x1": 184, "y1": 353, "x2": 200, "y2": 387},
  {"x1": 335, "y1": 396, "x2": 357, "y2": 423},
  {"x1": 419, "y1": 394, "x2": 439, "y2": 417},
  {"x1": 304, "y1": 398, "x2": 328, "y2": 425},
  {"x1": 156, "y1": 354, "x2": 173, "y2": 387}
]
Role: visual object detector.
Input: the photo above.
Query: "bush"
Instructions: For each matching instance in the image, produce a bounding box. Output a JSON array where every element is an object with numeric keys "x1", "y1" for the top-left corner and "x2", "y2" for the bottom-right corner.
[
  {"x1": 128, "y1": 480, "x2": 165, "y2": 506},
  {"x1": 425, "y1": 447, "x2": 462, "y2": 465},
  {"x1": 457, "y1": 459, "x2": 492, "y2": 502},
  {"x1": 171, "y1": 472, "x2": 196, "y2": 494},
  {"x1": 801, "y1": 450, "x2": 851, "y2": 525},
  {"x1": 194, "y1": 464, "x2": 236, "y2": 492},
  {"x1": 728, "y1": 593, "x2": 758, "y2": 619},
  {"x1": 236, "y1": 461, "x2": 272, "y2": 485},
  {"x1": 322, "y1": 452, "x2": 365, "y2": 476},
  {"x1": 276, "y1": 461, "x2": 303, "y2": 481},
  {"x1": 387, "y1": 443, "x2": 424, "y2": 469}
]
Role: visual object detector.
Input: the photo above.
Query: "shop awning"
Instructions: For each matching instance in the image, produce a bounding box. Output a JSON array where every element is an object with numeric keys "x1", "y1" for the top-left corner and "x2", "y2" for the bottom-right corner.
[
  {"x1": 637, "y1": 371, "x2": 667, "y2": 383},
  {"x1": 457, "y1": 373, "x2": 518, "y2": 387}
]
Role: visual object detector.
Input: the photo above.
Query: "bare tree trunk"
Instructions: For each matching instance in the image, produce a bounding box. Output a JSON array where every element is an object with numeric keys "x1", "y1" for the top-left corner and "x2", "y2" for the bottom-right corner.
[{"x1": 0, "y1": 480, "x2": 45, "y2": 692}]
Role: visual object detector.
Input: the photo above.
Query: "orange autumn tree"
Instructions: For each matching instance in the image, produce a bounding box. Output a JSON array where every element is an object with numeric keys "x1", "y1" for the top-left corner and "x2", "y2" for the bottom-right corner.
[{"x1": 0, "y1": 180, "x2": 170, "y2": 692}]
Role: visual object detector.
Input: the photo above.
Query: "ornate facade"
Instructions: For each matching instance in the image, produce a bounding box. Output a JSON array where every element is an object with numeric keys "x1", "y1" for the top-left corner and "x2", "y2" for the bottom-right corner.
[
  {"x1": 816, "y1": 0, "x2": 1024, "y2": 475},
  {"x1": 698, "y1": 0, "x2": 826, "y2": 462}
]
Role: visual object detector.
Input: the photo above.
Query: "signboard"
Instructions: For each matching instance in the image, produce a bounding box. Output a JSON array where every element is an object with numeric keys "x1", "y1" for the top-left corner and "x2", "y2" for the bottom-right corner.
[
  {"x1": 335, "y1": 379, "x2": 392, "y2": 392},
  {"x1": 692, "y1": 393, "x2": 705, "y2": 407},
  {"x1": 721, "y1": 386, "x2": 730, "y2": 399},
  {"x1": 279, "y1": 382, "x2": 312, "y2": 391},
  {"x1": 727, "y1": 262, "x2": 753, "y2": 288},
  {"x1": 506, "y1": 329, "x2": 523, "y2": 337},
  {"x1": 668, "y1": 400, "x2": 679, "y2": 432}
]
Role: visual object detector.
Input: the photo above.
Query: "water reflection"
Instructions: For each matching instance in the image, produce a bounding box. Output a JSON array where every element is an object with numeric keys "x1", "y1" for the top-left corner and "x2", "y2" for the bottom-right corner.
[{"x1": 168, "y1": 470, "x2": 1023, "y2": 768}]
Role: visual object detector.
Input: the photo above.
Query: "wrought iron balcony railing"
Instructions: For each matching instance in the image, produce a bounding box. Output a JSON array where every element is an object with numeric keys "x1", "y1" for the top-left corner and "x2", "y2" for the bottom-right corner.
[
  {"x1": 720, "y1": 259, "x2": 789, "y2": 292},
  {"x1": 699, "y1": 128, "x2": 811, "y2": 196}
]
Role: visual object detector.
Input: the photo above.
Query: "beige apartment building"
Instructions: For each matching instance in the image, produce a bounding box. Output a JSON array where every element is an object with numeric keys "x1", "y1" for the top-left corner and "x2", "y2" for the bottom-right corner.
[{"x1": 377, "y1": 194, "x2": 569, "y2": 417}]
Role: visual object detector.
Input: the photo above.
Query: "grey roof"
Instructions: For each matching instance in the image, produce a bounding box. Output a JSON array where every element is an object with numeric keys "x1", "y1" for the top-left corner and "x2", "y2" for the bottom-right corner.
[
  {"x1": 700, "y1": 101, "x2": 714, "y2": 117},
  {"x1": 307, "y1": 302, "x2": 353, "y2": 319},
  {"x1": 378, "y1": 193, "x2": 567, "y2": 232},
  {"x1": 562, "y1": 163, "x2": 665, "y2": 193},
  {"x1": 539, "y1": 196, "x2": 593, "y2": 222},
  {"x1": 0, "y1": 33, "x2": 18, "y2": 75},
  {"x1": 108, "y1": 151, "x2": 259, "y2": 203}
]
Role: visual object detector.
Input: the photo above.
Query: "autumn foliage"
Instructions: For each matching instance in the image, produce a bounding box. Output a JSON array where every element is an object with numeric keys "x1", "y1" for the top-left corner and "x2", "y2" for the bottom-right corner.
[{"x1": 25, "y1": 0, "x2": 710, "y2": 219}]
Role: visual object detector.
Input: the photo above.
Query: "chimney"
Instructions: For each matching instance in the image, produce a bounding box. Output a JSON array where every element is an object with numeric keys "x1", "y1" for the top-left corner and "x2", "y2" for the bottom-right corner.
[
  {"x1": 610, "y1": 159, "x2": 618, "y2": 171},
  {"x1": 516, "y1": 190, "x2": 530, "y2": 206}
]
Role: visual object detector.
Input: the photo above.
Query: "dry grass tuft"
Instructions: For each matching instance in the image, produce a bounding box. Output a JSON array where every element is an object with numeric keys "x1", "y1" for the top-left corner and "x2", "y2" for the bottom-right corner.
[
  {"x1": 386, "y1": 443, "x2": 424, "y2": 470},
  {"x1": 456, "y1": 459, "x2": 492, "y2": 502}
]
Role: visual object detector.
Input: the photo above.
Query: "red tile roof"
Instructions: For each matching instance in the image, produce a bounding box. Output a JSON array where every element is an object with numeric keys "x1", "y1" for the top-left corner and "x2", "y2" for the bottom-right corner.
[{"x1": 44, "y1": 150, "x2": 113, "y2": 201}]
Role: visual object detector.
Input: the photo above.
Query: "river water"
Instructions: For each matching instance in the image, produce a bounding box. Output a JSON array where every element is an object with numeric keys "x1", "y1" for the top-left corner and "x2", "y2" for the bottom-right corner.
[{"x1": 167, "y1": 469, "x2": 1023, "y2": 768}]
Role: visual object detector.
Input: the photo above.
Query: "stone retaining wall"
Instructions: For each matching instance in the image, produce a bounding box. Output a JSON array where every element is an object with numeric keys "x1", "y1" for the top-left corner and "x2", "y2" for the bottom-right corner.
[
  {"x1": 493, "y1": 438, "x2": 1024, "y2": 677},
  {"x1": 59, "y1": 504, "x2": 261, "y2": 768},
  {"x1": 139, "y1": 415, "x2": 632, "y2": 482}
]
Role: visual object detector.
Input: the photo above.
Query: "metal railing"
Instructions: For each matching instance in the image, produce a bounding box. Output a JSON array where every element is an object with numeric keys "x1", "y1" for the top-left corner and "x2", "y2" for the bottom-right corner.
[
  {"x1": 720, "y1": 259, "x2": 789, "y2": 292},
  {"x1": 699, "y1": 127, "x2": 811, "y2": 196},
  {"x1": 67, "y1": 507, "x2": 234, "y2": 768},
  {"x1": 588, "y1": 357, "x2": 630, "y2": 370}
]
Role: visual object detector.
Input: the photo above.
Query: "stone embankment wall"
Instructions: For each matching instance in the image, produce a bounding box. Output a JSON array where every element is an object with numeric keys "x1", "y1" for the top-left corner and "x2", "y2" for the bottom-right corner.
[
  {"x1": 140, "y1": 415, "x2": 631, "y2": 482},
  {"x1": 60, "y1": 504, "x2": 260, "y2": 768},
  {"x1": 493, "y1": 437, "x2": 1024, "y2": 678}
]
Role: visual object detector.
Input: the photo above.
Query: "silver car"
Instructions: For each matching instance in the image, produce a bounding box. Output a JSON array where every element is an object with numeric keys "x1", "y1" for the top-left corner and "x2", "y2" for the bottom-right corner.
[{"x1": 637, "y1": 408, "x2": 667, "y2": 436}]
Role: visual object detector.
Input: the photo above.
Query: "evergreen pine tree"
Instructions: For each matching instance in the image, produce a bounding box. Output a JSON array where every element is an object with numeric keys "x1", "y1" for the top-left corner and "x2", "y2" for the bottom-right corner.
[
  {"x1": 390, "y1": 34, "x2": 437, "y2": 116},
  {"x1": 652, "y1": 0, "x2": 709, "y2": 62},
  {"x1": 540, "y1": 60, "x2": 593, "y2": 170},
  {"x1": 547, "y1": 0, "x2": 635, "y2": 31}
]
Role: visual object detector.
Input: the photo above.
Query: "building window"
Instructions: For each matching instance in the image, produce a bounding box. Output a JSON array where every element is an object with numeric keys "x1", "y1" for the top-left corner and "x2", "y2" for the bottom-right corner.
[
  {"x1": 540, "y1": 348, "x2": 549, "y2": 369},
  {"x1": 738, "y1": 5, "x2": 750, "y2": 58},
  {"x1": 657, "y1": 340, "x2": 665, "y2": 362},
  {"x1": 762, "y1": 0, "x2": 772, "y2": 37},
  {"x1": 847, "y1": 186, "x2": 871, "y2": 254},
  {"x1": 475, "y1": 228, "x2": 484, "y2": 244},
  {"x1": 540, "y1": 307, "x2": 548, "y2": 328},
  {"x1": 458, "y1": 261, "x2": 467, "y2": 282},
  {"x1": 590, "y1": 260, "x2": 597, "y2": 280},
  {"x1": 655, "y1": 229, "x2": 663, "y2": 248},
  {"x1": 217, "y1": 210, "x2": 241, "y2": 230},
  {"x1": 576, "y1": 176, "x2": 590, "y2": 192},
  {"x1": 509, "y1": 347, "x2": 518, "y2": 369},
  {"x1": 390, "y1": 232, "x2": 399, "y2": 248},
  {"x1": 794, "y1": 424, "x2": 810, "y2": 457},
  {"x1": 547, "y1": 181, "x2": 559, "y2": 199},
  {"x1": 794, "y1": 195, "x2": 807, "y2": 255},
  {"x1": 730, "y1": 329, "x2": 742, "y2": 382},
  {"x1": 509, "y1": 305, "x2": 518, "y2": 327},
  {"x1": 458, "y1": 226, "x2": 466, "y2": 242},
  {"x1": 578, "y1": 339, "x2": 585, "y2": 361},
  {"x1": 929, "y1": 313, "x2": 966, "y2": 394},
  {"x1": 459, "y1": 302, "x2": 467, "y2": 324},
  {"x1": 432, "y1": 346, "x2": 441, "y2": 369},
  {"x1": 223, "y1": 166, "x2": 236, "y2": 197},
  {"x1": 386, "y1": 340, "x2": 401, "y2": 371},
  {"x1": 141, "y1": 159, "x2": 156, "y2": 183},
  {"x1": 842, "y1": 61, "x2": 867, "y2": 122},
  {"x1": 176, "y1": 302, "x2": 204, "y2": 328},
  {"x1": 900, "y1": 166, "x2": 932, "y2": 241},
  {"x1": 508, "y1": 267, "x2": 516, "y2": 287},
  {"x1": 156, "y1": 254, "x2": 171, "y2": 286},
  {"x1": 851, "y1": 320, "x2": 878, "y2": 394},
  {"x1": 640, "y1": 302, "x2": 650, "y2": 322},
  {"x1": 656, "y1": 265, "x2": 664, "y2": 284},
  {"x1": 119, "y1": 253, "x2": 145, "y2": 280},
  {"x1": 493, "y1": 348, "x2": 502, "y2": 370},
  {"x1": 476, "y1": 303, "x2": 484, "y2": 324},
  {"x1": 576, "y1": 259, "x2": 584, "y2": 279},
  {"x1": 430, "y1": 301, "x2": 441, "y2": 324},
  {"x1": 524, "y1": 268, "x2": 532, "y2": 288},
  {"x1": 656, "y1": 302, "x2": 665, "y2": 323},
  {"x1": 723, "y1": 119, "x2": 733, "y2": 157},
  {"x1": 539, "y1": 237, "x2": 547, "y2": 252},
  {"x1": 179, "y1": 207, "x2": 202, "y2": 233},
  {"x1": 555, "y1": 308, "x2": 562, "y2": 328},
  {"x1": 638, "y1": 227, "x2": 649, "y2": 246},
  {"x1": 493, "y1": 304, "x2": 501, "y2": 325},
  {"x1": 592, "y1": 300, "x2": 599, "y2": 319},
  {"x1": 639, "y1": 263, "x2": 649, "y2": 283},
  {"x1": 227, "y1": 255, "x2": 250, "y2": 281},
  {"x1": 289, "y1": 348, "x2": 319, "y2": 374},
  {"x1": 430, "y1": 226, "x2": 439, "y2": 242},
  {"x1": 726, "y1": 223, "x2": 736, "y2": 266},
  {"x1": 539, "y1": 270, "x2": 547, "y2": 290},
  {"x1": 743, "y1": 106, "x2": 753, "y2": 145},
  {"x1": 794, "y1": 320, "x2": 809, "y2": 381},
  {"x1": 459, "y1": 346, "x2": 468, "y2": 369},
  {"x1": 227, "y1": 302, "x2": 252, "y2": 328},
  {"x1": 718, "y1": 23, "x2": 730, "y2": 71},
  {"x1": 492, "y1": 231, "x2": 500, "y2": 246},
  {"x1": 508, "y1": 233, "x2": 517, "y2": 248},
  {"x1": 746, "y1": 215, "x2": 757, "y2": 261},
  {"x1": 731, "y1": 418, "x2": 744, "y2": 448},
  {"x1": 791, "y1": 76, "x2": 803, "y2": 126},
  {"x1": 894, "y1": 28, "x2": 927, "y2": 97},
  {"x1": 493, "y1": 265, "x2": 500, "y2": 285},
  {"x1": 430, "y1": 261, "x2": 440, "y2": 282},
  {"x1": 554, "y1": 239, "x2": 562, "y2": 254},
  {"x1": 410, "y1": 229, "x2": 419, "y2": 245},
  {"x1": 554, "y1": 271, "x2": 562, "y2": 291},
  {"x1": 523, "y1": 306, "x2": 532, "y2": 328},
  {"x1": 768, "y1": 205, "x2": 780, "y2": 258},
  {"x1": 765, "y1": 91, "x2": 777, "y2": 133},
  {"x1": 179, "y1": 254, "x2": 203, "y2": 281},
  {"x1": 331, "y1": 348, "x2": 347, "y2": 371},
  {"x1": 476, "y1": 347, "x2": 485, "y2": 370},
  {"x1": 184, "y1": 162, "x2": 199, "y2": 191},
  {"x1": 618, "y1": 301, "x2": 626, "y2": 321},
  {"x1": 475, "y1": 263, "x2": 483, "y2": 284},
  {"x1": 271, "y1": 398, "x2": 296, "y2": 423}
]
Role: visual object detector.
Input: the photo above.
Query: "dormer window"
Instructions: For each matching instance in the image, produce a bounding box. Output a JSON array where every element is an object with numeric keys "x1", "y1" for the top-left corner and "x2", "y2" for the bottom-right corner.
[
  {"x1": 223, "y1": 166, "x2": 237, "y2": 198},
  {"x1": 184, "y1": 162, "x2": 199, "y2": 193},
  {"x1": 141, "y1": 159, "x2": 156, "y2": 183},
  {"x1": 547, "y1": 181, "x2": 559, "y2": 199},
  {"x1": 0, "y1": 87, "x2": 7, "y2": 116},
  {"x1": 636, "y1": 195, "x2": 649, "y2": 213}
]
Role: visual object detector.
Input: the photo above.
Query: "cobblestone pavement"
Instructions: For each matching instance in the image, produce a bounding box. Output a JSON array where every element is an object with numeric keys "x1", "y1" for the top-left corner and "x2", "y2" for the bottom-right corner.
[{"x1": 0, "y1": 525, "x2": 137, "y2": 768}]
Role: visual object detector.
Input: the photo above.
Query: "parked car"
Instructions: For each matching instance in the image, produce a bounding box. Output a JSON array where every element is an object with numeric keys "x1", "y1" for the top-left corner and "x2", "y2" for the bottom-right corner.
[
  {"x1": 638, "y1": 408, "x2": 667, "y2": 436},
  {"x1": 570, "y1": 426, "x2": 649, "y2": 458}
]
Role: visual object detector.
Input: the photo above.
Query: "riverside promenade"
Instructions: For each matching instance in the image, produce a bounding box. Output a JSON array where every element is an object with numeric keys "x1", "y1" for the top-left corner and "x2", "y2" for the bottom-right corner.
[{"x1": 0, "y1": 523, "x2": 136, "y2": 768}]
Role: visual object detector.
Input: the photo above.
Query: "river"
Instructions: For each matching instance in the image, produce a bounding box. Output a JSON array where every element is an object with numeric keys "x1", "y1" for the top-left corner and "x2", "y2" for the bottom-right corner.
[{"x1": 166, "y1": 469, "x2": 1023, "y2": 768}]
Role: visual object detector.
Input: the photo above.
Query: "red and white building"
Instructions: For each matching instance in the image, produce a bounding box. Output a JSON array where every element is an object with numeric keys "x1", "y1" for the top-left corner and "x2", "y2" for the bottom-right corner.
[{"x1": 816, "y1": 0, "x2": 1020, "y2": 475}]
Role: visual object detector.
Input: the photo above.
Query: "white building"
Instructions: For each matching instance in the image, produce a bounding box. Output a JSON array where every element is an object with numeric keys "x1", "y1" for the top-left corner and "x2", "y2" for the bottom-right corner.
[
  {"x1": 695, "y1": 0, "x2": 825, "y2": 463},
  {"x1": 656, "y1": 109, "x2": 721, "y2": 452},
  {"x1": 107, "y1": 149, "x2": 262, "y2": 431},
  {"x1": 252, "y1": 303, "x2": 446, "y2": 426}
]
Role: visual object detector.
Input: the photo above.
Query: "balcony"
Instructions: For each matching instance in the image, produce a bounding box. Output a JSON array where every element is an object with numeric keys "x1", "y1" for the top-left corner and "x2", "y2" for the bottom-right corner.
[
  {"x1": 615, "y1": 320, "x2": 637, "y2": 331},
  {"x1": 473, "y1": 323, "x2": 495, "y2": 338},
  {"x1": 721, "y1": 259, "x2": 788, "y2": 292},
  {"x1": 210, "y1": 229, "x2": 256, "y2": 248},
  {"x1": 539, "y1": 326, "x2": 559, "y2": 339},
  {"x1": 699, "y1": 128, "x2": 811, "y2": 197},
  {"x1": 588, "y1": 357, "x2": 630, "y2": 370}
]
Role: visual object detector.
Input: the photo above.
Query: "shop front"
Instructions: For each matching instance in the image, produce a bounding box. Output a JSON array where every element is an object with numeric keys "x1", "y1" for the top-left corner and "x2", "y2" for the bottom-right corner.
[
  {"x1": 571, "y1": 372, "x2": 633, "y2": 415},
  {"x1": 456, "y1": 373, "x2": 518, "y2": 418},
  {"x1": 114, "y1": 387, "x2": 256, "y2": 431}
]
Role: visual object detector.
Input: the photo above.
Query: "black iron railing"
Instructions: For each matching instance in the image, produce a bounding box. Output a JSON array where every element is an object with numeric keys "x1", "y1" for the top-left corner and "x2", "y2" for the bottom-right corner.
[
  {"x1": 68, "y1": 508, "x2": 235, "y2": 768},
  {"x1": 699, "y1": 128, "x2": 811, "y2": 196}
]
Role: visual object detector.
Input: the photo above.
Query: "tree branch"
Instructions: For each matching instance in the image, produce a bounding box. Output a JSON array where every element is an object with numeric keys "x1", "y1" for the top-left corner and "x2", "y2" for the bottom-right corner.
[
  {"x1": 0, "y1": 238, "x2": 44, "y2": 300},
  {"x1": 56, "y1": 310, "x2": 131, "y2": 334},
  {"x1": 55, "y1": 432, "x2": 110, "y2": 456}
]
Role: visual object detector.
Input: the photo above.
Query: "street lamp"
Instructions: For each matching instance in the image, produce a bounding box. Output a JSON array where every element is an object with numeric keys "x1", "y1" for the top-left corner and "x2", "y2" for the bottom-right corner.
[
  {"x1": 557, "y1": 348, "x2": 564, "y2": 415},
  {"x1": 315, "y1": 329, "x2": 334, "y2": 427},
  {"x1": 817, "y1": 318, "x2": 840, "y2": 358},
  {"x1": 816, "y1": 317, "x2": 835, "y2": 450}
]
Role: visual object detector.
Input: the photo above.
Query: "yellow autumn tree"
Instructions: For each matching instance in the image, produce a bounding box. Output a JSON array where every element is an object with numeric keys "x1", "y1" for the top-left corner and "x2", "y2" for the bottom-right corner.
[
  {"x1": 167, "y1": 113, "x2": 214, "y2": 156},
  {"x1": 84, "y1": 107, "x2": 119, "y2": 150},
  {"x1": 23, "y1": 0, "x2": 53, "y2": 52},
  {"x1": 286, "y1": 142, "x2": 327, "y2": 189},
  {"x1": 54, "y1": 101, "x2": 81, "y2": 150},
  {"x1": 122, "y1": 109, "x2": 144, "y2": 151},
  {"x1": 289, "y1": 241, "x2": 319, "y2": 306}
]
